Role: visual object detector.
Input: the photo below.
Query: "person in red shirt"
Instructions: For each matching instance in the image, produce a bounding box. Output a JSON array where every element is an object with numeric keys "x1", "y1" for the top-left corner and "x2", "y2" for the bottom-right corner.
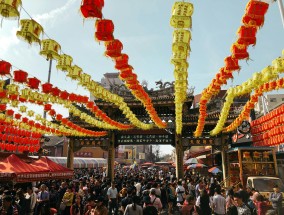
[{"x1": 254, "y1": 195, "x2": 268, "y2": 215}]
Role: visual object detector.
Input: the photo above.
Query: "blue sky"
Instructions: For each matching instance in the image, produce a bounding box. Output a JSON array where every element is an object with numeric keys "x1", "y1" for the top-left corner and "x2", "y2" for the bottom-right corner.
[{"x1": 0, "y1": 0, "x2": 283, "y2": 154}]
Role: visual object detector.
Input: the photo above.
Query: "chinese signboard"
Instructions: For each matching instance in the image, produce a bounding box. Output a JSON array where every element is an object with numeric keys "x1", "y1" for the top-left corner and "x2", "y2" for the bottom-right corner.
[
  {"x1": 182, "y1": 137, "x2": 218, "y2": 148},
  {"x1": 74, "y1": 152, "x2": 93, "y2": 157},
  {"x1": 116, "y1": 134, "x2": 174, "y2": 146}
]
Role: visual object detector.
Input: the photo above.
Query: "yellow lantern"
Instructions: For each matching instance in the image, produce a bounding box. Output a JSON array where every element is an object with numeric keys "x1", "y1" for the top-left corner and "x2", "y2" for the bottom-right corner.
[
  {"x1": 173, "y1": 29, "x2": 191, "y2": 44},
  {"x1": 68, "y1": 65, "x2": 82, "y2": 80},
  {"x1": 0, "y1": 0, "x2": 22, "y2": 19},
  {"x1": 272, "y1": 57, "x2": 284, "y2": 73},
  {"x1": 6, "y1": 84, "x2": 19, "y2": 95},
  {"x1": 79, "y1": 73, "x2": 91, "y2": 86},
  {"x1": 170, "y1": 2, "x2": 194, "y2": 29},
  {"x1": 35, "y1": 114, "x2": 41, "y2": 121},
  {"x1": 56, "y1": 54, "x2": 73, "y2": 73},
  {"x1": 11, "y1": 100, "x2": 19, "y2": 107},
  {"x1": 21, "y1": 88, "x2": 31, "y2": 99},
  {"x1": 19, "y1": 105, "x2": 27, "y2": 113},
  {"x1": 171, "y1": 59, "x2": 189, "y2": 70},
  {"x1": 40, "y1": 39, "x2": 61, "y2": 60},
  {"x1": 16, "y1": 19, "x2": 43, "y2": 45},
  {"x1": 27, "y1": 110, "x2": 34, "y2": 117}
]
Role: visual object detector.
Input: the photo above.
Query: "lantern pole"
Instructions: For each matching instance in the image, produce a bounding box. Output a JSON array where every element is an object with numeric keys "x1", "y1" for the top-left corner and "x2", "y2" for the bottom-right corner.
[
  {"x1": 278, "y1": 0, "x2": 284, "y2": 28},
  {"x1": 43, "y1": 59, "x2": 52, "y2": 119}
]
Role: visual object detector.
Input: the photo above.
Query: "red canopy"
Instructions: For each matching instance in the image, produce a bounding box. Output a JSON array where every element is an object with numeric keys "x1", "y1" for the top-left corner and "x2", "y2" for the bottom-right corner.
[
  {"x1": 0, "y1": 154, "x2": 50, "y2": 182},
  {"x1": 32, "y1": 156, "x2": 73, "y2": 179}
]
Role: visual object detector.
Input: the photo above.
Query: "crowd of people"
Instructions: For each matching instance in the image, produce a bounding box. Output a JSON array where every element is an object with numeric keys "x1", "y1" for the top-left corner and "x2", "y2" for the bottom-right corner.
[{"x1": 0, "y1": 167, "x2": 283, "y2": 215}]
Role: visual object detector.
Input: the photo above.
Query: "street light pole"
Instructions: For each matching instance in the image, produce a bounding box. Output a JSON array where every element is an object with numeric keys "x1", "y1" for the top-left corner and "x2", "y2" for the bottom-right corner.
[
  {"x1": 278, "y1": 0, "x2": 284, "y2": 28},
  {"x1": 43, "y1": 59, "x2": 52, "y2": 119}
]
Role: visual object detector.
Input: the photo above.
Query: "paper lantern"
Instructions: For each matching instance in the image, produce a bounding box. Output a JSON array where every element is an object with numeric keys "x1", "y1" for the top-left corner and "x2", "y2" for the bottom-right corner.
[
  {"x1": 56, "y1": 114, "x2": 63, "y2": 121},
  {"x1": 0, "y1": 60, "x2": 12, "y2": 76},
  {"x1": 68, "y1": 65, "x2": 82, "y2": 80},
  {"x1": 115, "y1": 54, "x2": 129, "y2": 70},
  {"x1": 242, "y1": 13, "x2": 265, "y2": 28},
  {"x1": 0, "y1": 104, "x2": 6, "y2": 112},
  {"x1": 95, "y1": 19, "x2": 114, "y2": 41},
  {"x1": 272, "y1": 57, "x2": 284, "y2": 73},
  {"x1": 41, "y1": 82, "x2": 53, "y2": 93},
  {"x1": 6, "y1": 84, "x2": 19, "y2": 95},
  {"x1": 105, "y1": 39, "x2": 123, "y2": 58},
  {"x1": 6, "y1": 109, "x2": 14, "y2": 116},
  {"x1": 170, "y1": 2, "x2": 193, "y2": 28},
  {"x1": 16, "y1": 19, "x2": 43, "y2": 45},
  {"x1": 40, "y1": 39, "x2": 61, "y2": 60},
  {"x1": 173, "y1": 29, "x2": 191, "y2": 44},
  {"x1": 51, "y1": 87, "x2": 61, "y2": 97},
  {"x1": 80, "y1": 0, "x2": 104, "y2": 19},
  {"x1": 27, "y1": 77, "x2": 40, "y2": 90},
  {"x1": 59, "y1": 91, "x2": 69, "y2": 100},
  {"x1": 0, "y1": 0, "x2": 21, "y2": 19},
  {"x1": 237, "y1": 26, "x2": 257, "y2": 45},
  {"x1": 13, "y1": 70, "x2": 28, "y2": 83},
  {"x1": 246, "y1": 0, "x2": 269, "y2": 16},
  {"x1": 231, "y1": 42, "x2": 249, "y2": 60},
  {"x1": 56, "y1": 54, "x2": 73, "y2": 72},
  {"x1": 79, "y1": 73, "x2": 91, "y2": 86},
  {"x1": 0, "y1": 91, "x2": 6, "y2": 98}
]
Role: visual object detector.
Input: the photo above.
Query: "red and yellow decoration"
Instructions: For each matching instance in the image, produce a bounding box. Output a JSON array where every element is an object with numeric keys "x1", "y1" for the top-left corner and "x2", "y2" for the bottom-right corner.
[
  {"x1": 40, "y1": 39, "x2": 61, "y2": 60},
  {"x1": 0, "y1": 0, "x2": 22, "y2": 19},
  {"x1": 16, "y1": 19, "x2": 43, "y2": 45},
  {"x1": 194, "y1": 0, "x2": 269, "y2": 137},
  {"x1": 210, "y1": 53, "x2": 282, "y2": 136},
  {"x1": 170, "y1": 1, "x2": 193, "y2": 134}
]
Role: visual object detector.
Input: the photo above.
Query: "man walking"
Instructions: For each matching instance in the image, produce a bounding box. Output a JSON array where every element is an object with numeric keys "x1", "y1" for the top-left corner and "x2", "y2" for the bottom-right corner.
[
  {"x1": 269, "y1": 184, "x2": 283, "y2": 215},
  {"x1": 212, "y1": 188, "x2": 226, "y2": 215},
  {"x1": 107, "y1": 181, "x2": 118, "y2": 215}
]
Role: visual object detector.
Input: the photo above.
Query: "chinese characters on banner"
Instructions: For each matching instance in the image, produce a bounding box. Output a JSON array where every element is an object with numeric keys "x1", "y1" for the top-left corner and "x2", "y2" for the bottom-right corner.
[
  {"x1": 116, "y1": 134, "x2": 174, "y2": 145},
  {"x1": 74, "y1": 152, "x2": 93, "y2": 157}
]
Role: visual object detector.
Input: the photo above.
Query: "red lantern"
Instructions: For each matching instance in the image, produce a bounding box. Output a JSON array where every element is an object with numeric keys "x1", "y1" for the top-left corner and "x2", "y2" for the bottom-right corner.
[
  {"x1": 51, "y1": 87, "x2": 61, "y2": 97},
  {"x1": 49, "y1": 109, "x2": 56, "y2": 116},
  {"x1": 69, "y1": 93, "x2": 78, "y2": 102},
  {"x1": 41, "y1": 82, "x2": 53, "y2": 93},
  {"x1": 242, "y1": 14, "x2": 265, "y2": 28},
  {"x1": 80, "y1": 0, "x2": 104, "y2": 19},
  {"x1": 59, "y1": 91, "x2": 69, "y2": 100},
  {"x1": 56, "y1": 114, "x2": 63, "y2": 121},
  {"x1": 0, "y1": 91, "x2": 6, "y2": 98},
  {"x1": 19, "y1": 97, "x2": 27, "y2": 102},
  {"x1": 115, "y1": 54, "x2": 129, "y2": 70},
  {"x1": 95, "y1": 19, "x2": 114, "y2": 41},
  {"x1": 0, "y1": 104, "x2": 6, "y2": 112},
  {"x1": 13, "y1": 70, "x2": 28, "y2": 83},
  {"x1": 276, "y1": 78, "x2": 284, "y2": 88},
  {"x1": 231, "y1": 42, "x2": 249, "y2": 60},
  {"x1": 44, "y1": 104, "x2": 52, "y2": 111},
  {"x1": 224, "y1": 56, "x2": 240, "y2": 71},
  {"x1": 22, "y1": 117, "x2": 28, "y2": 123},
  {"x1": 14, "y1": 113, "x2": 22, "y2": 119},
  {"x1": 27, "y1": 77, "x2": 41, "y2": 89},
  {"x1": 87, "y1": 101, "x2": 94, "y2": 109},
  {"x1": 220, "y1": 68, "x2": 233, "y2": 80},
  {"x1": 269, "y1": 81, "x2": 277, "y2": 91},
  {"x1": 6, "y1": 109, "x2": 14, "y2": 116},
  {"x1": 246, "y1": 0, "x2": 269, "y2": 16},
  {"x1": 105, "y1": 39, "x2": 123, "y2": 58},
  {"x1": 9, "y1": 94, "x2": 18, "y2": 100},
  {"x1": 237, "y1": 26, "x2": 257, "y2": 45},
  {"x1": 0, "y1": 61, "x2": 11, "y2": 76}
]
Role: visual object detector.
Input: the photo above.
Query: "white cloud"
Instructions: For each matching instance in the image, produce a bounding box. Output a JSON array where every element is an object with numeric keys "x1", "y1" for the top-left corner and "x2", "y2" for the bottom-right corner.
[
  {"x1": 0, "y1": 27, "x2": 20, "y2": 56},
  {"x1": 33, "y1": 0, "x2": 77, "y2": 27}
]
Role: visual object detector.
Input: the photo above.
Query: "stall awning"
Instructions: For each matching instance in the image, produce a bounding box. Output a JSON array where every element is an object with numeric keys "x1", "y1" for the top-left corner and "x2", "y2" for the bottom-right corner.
[{"x1": 45, "y1": 156, "x2": 107, "y2": 168}]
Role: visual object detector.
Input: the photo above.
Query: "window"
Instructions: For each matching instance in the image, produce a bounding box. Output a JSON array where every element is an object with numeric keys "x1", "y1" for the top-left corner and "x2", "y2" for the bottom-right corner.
[
  {"x1": 282, "y1": 98, "x2": 284, "y2": 101},
  {"x1": 270, "y1": 98, "x2": 277, "y2": 102}
]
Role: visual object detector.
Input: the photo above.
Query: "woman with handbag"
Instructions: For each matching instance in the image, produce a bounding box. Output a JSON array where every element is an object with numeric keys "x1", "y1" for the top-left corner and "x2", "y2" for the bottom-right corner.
[{"x1": 61, "y1": 186, "x2": 74, "y2": 215}]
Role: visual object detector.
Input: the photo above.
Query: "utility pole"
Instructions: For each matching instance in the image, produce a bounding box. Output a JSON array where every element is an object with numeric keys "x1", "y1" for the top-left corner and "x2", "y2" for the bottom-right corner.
[
  {"x1": 43, "y1": 59, "x2": 52, "y2": 119},
  {"x1": 278, "y1": 0, "x2": 284, "y2": 28}
]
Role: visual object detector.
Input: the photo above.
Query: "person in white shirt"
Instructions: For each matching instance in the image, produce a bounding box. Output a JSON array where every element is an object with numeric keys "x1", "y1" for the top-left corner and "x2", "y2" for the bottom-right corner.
[
  {"x1": 212, "y1": 188, "x2": 226, "y2": 215},
  {"x1": 176, "y1": 181, "x2": 185, "y2": 204},
  {"x1": 26, "y1": 187, "x2": 37, "y2": 215},
  {"x1": 107, "y1": 181, "x2": 118, "y2": 215},
  {"x1": 135, "y1": 179, "x2": 141, "y2": 197}
]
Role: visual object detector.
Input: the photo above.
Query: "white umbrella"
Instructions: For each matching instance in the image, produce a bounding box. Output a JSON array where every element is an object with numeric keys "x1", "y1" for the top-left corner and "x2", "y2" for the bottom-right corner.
[{"x1": 184, "y1": 158, "x2": 203, "y2": 165}]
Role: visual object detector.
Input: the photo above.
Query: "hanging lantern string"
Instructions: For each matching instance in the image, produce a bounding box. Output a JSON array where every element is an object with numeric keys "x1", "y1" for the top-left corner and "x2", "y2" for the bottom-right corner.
[
  {"x1": 0, "y1": 58, "x2": 133, "y2": 129},
  {"x1": 6, "y1": 5, "x2": 152, "y2": 130}
]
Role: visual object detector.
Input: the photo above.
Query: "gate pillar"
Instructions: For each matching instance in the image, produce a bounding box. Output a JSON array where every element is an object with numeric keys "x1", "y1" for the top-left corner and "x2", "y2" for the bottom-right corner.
[
  {"x1": 107, "y1": 132, "x2": 115, "y2": 181},
  {"x1": 67, "y1": 138, "x2": 74, "y2": 170},
  {"x1": 175, "y1": 134, "x2": 184, "y2": 180}
]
